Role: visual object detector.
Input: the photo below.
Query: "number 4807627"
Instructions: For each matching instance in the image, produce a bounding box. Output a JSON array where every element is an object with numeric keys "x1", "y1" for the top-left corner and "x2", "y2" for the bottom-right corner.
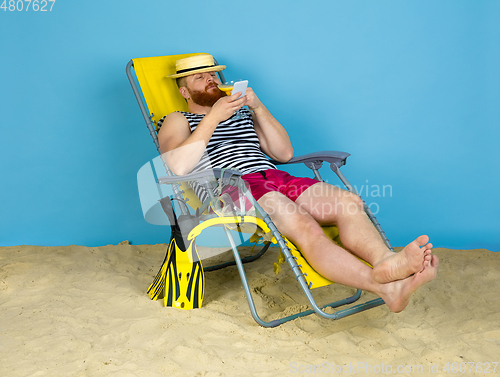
[{"x1": 1, "y1": 0, "x2": 56, "y2": 11}]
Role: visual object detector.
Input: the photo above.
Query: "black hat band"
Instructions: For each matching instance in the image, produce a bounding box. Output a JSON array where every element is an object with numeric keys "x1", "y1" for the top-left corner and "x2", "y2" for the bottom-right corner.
[{"x1": 176, "y1": 65, "x2": 215, "y2": 74}]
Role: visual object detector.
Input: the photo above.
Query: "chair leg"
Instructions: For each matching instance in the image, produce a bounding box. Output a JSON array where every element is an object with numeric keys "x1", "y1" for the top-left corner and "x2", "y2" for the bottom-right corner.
[
  {"x1": 203, "y1": 242, "x2": 270, "y2": 272},
  {"x1": 223, "y1": 227, "x2": 385, "y2": 327},
  {"x1": 223, "y1": 227, "x2": 282, "y2": 327},
  {"x1": 273, "y1": 230, "x2": 386, "y2": 322}
]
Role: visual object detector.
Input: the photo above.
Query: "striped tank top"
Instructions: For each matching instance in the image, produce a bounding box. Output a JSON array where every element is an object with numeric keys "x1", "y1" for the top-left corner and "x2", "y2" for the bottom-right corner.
[{"x1": 158, "y1": 108, "x2": 276, "y2": 201}]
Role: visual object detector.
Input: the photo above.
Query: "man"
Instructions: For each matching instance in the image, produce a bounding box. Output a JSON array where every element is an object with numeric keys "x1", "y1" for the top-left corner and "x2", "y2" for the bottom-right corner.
[{"x1": 158, "y1": 54, "x2": 438, "y2": 313}]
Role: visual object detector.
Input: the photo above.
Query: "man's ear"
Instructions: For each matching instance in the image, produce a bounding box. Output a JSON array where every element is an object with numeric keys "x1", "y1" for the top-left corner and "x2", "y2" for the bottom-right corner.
[{"x1": 179, "y1": 87, "x2": 190, "y2": 100}]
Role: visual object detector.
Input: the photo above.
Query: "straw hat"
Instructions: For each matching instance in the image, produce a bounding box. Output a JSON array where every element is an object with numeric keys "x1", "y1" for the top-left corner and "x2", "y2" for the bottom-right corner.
[{"x1": 167, "y1": 54, "x2": 226, "y2": 79}]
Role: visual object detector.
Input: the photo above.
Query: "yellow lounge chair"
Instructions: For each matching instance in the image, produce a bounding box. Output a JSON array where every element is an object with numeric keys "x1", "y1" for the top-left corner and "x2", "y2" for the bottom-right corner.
[{"x1": 126, "y1": 53, "x2": 393, "y2": 327}]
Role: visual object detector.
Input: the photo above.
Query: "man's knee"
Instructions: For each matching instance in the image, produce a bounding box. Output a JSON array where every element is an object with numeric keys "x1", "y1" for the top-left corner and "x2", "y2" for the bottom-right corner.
[
  {"x1": 338, "y1": 191, "x2": 364, "y2": 215},
  {"x1": 290, "y1": 214, "x2": 328, "y2": 240}
]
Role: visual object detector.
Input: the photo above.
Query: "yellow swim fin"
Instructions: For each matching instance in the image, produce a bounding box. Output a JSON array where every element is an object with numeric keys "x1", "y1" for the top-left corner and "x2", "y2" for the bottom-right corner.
[
  {"x1": 147, "y1": 235, "x2": 205, "y2": 310},
  {"x1": 147, "y1": 194, "x2": 205, "y2": 312}
]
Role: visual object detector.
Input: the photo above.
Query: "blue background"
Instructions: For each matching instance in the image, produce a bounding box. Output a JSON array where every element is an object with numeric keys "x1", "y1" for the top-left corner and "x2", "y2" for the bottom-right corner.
[{"x1": 1, "y1": 0, "x2": 499, "y2": 250}]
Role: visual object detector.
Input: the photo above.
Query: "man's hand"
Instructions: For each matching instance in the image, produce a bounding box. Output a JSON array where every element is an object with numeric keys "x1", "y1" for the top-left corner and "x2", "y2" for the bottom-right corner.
[
  {"x1": 207, "y1": 92, "x2": 247, "y2": 123},
  {"x1": 245, "y1": 87, "x2": 263, "y2": 111},
  {"x1": 247, "y1": 86, "x2": 294, "y2": 162}
]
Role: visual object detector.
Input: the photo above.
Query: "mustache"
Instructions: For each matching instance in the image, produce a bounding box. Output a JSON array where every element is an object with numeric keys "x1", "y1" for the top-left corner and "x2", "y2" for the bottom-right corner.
[{"x1": 206, "y1": 82, "x2": 219, "y2": 91}]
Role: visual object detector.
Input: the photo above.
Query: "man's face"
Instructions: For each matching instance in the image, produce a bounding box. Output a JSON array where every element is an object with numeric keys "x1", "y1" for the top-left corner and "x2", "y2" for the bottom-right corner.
[{"x1": 185, "y1": 71, "x2": 225, "y2": 107}]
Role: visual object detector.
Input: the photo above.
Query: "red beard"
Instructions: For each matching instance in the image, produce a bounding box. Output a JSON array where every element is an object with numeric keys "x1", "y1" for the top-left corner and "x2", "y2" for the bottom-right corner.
[{"x1": 188, "y1": 83, "x2": 226, "y2": 107}]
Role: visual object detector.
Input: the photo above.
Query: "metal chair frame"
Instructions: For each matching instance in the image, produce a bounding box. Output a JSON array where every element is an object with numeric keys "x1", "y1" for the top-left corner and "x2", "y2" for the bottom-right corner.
[{"x1": 126, "y1": 56, "x2": 393, "y2": 327}]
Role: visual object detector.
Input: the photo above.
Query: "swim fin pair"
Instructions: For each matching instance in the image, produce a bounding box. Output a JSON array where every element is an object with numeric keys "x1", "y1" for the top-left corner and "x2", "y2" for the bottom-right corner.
[{"x1": 147, "y1": 197, "x2": 204, "y2": 310}]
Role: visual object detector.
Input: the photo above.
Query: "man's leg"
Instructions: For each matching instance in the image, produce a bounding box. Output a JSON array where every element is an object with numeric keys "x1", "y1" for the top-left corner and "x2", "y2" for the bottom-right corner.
[
  {"x1": 259, "y1": 191, "x2": 384, "y2": 286},
  {"x1": 294, "y1": 182, "x2": 432, "y2": 283},
  {"x1": 257, "y1": 191, "x2": 438, "y2": 312}
]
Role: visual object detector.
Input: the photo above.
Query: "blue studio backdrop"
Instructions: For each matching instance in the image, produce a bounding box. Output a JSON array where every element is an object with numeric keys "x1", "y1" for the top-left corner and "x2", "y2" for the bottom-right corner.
[{"x1": 1, "y1": 0, "x2": 499, "y2": 250}]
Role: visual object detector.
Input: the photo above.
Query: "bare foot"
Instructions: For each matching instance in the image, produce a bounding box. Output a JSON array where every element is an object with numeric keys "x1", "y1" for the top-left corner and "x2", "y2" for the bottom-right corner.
[
  {"x1": 380, "y1": 255, "x2": 439, "y2": 313},
  {"x1": 371, "y1": 235, "x2": 433, "y2": 283}
]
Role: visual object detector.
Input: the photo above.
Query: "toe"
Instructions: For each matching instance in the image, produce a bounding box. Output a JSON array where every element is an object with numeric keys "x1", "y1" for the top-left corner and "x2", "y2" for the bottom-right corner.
[
  {"x1": 416, "y1": 235, "x2": 429, "y2": 247},
  {"x1": 431, "y1": 255, "x2": 439, "y2": 268}
]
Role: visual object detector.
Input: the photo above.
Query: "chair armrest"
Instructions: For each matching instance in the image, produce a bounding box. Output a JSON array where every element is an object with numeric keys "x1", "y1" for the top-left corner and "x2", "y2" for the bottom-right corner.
[
  {"x1": 271, "y1": 151, "x2": 351, "y2": 170},
  {"x1": 157, "y1": 168, "x2": 243, "y2": 185}
]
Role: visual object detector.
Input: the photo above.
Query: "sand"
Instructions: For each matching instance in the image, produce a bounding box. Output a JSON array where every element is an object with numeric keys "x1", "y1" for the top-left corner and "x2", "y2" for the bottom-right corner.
[{"x1": 0, "y1": 243, "x2": 499, "y2": 377}]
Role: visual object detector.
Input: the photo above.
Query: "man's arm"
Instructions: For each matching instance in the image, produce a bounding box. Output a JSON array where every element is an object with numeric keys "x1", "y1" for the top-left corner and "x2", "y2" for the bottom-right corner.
[
  {"x1": 157, "y1": 112, "x2": 209, "y2": 176},
  {"x1": 157, "y1": 93, "x2": 247, "y2": 175},
  {"x1": 246, "y1": 88, "x2": 294, "y2": 162}
]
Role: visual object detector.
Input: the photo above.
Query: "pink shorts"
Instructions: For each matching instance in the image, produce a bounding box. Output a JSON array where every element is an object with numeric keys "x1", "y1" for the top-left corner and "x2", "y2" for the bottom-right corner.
[
  {"x1": 241, "y1": 169, "x2": 318, "y2": 202},
  {"x1": 216, "y1": 169, "x2": 318, "y2": 213}
]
